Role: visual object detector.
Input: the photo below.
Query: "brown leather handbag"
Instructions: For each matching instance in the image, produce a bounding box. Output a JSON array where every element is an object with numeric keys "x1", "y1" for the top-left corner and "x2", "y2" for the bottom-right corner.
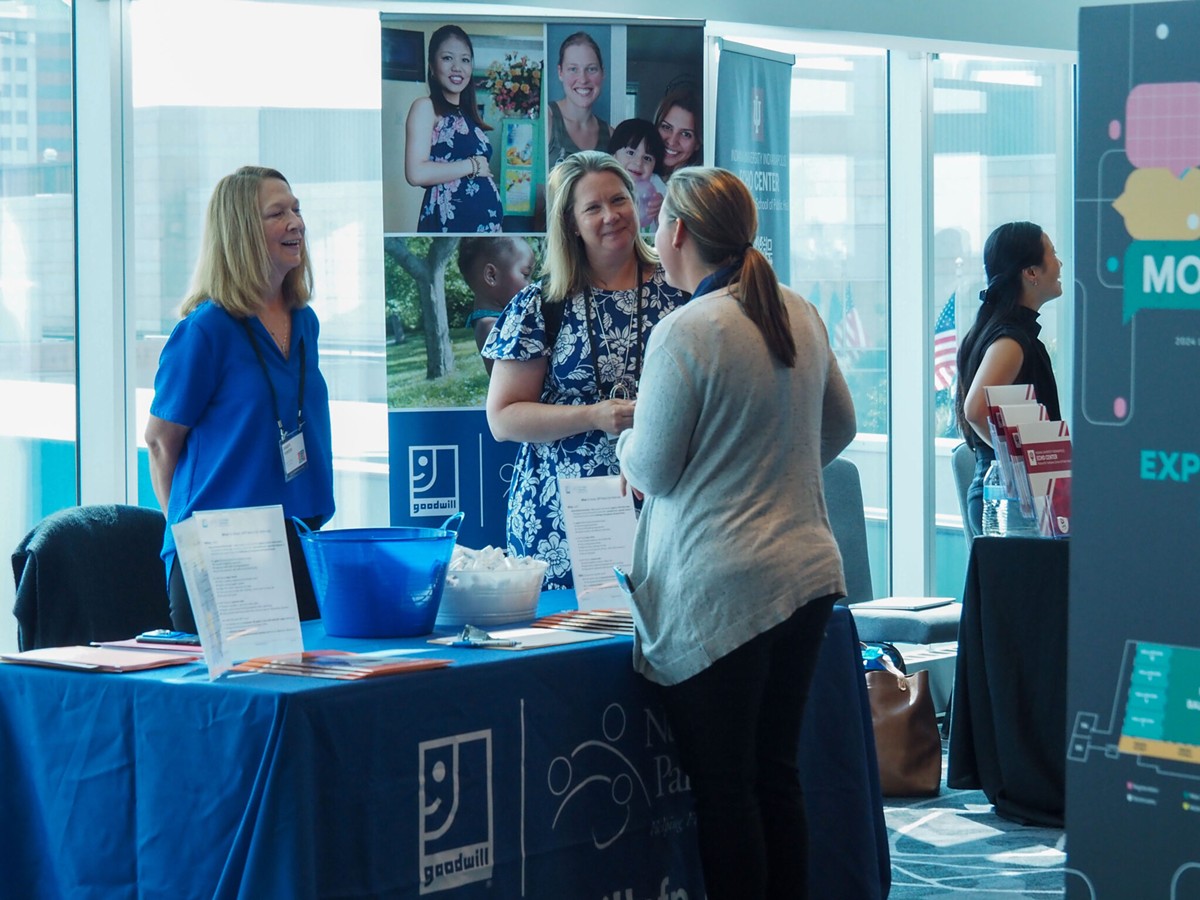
[{"x1": 865, "y1": 655, "x2": 942, "y2": 796}]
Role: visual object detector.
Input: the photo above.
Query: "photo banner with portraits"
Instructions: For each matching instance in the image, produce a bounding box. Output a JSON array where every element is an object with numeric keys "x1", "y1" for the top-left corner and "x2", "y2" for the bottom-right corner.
[
  {"x1": 379, "y1": 16, "x2": 704, "y2": 551},
  {"x1": 714, "y1": 41, "x2": 793, "y2": 285}
]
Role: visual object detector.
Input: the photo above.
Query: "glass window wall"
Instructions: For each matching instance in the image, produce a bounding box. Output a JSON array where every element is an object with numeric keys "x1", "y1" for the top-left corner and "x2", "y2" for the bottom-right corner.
[
  {"x1": 128, "y1": 1, "x2": 388, "y2": 529},
  {"x1": 0, "y1": 1, "x2": 75, "y2": 652},
  {"x1": 929, "y1": 54, "x2": 1073, "y2": 592},
  {"x1": 755, "y1": 40, "x2": 890, "y2": 595}
]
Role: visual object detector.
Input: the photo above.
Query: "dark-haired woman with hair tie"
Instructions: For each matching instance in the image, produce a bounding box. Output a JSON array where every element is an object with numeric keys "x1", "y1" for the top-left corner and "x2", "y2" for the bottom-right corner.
[
  {"x1": 615, "y1": 167, "x2": 855, "y2": 900},
  {"x1": 405, "y1": 24, "x2": 503, "y2": 233},
  {"x1": 956, "y1": 221, "x2": 1065, "y2": 537}
]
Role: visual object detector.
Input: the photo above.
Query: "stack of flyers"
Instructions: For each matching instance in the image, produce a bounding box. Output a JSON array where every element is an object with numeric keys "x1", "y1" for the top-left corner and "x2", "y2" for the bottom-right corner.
[
  {"x1": 999, "y1": 402, "x2": 1050, "y2": 516},
  {"x1": 1014, "y1": 419, "x2": 1072, "y2": 538},
  {"x1": 983, "y1": 384, "x2": 1039, "y2": 497},
  {"x1": 232, "y1": 650, "x2": 452, "y2": 680}
]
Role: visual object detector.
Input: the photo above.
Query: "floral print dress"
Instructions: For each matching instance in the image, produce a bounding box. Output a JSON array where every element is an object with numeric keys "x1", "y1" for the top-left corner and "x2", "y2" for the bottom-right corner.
[
  {"x1": 417, "y1": 110, "x2": 504, "y2": 234},
  {"x1": 482, "y1": 265, "x2": 687, "y2": 589}
]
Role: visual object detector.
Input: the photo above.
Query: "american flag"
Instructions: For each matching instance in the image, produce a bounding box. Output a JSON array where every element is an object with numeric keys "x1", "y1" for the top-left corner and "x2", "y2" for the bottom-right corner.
[
  {"x1": 933, "y1": 292, "x2": 957, "y2": 392},
  {"x1": 832, "y1": 285, "x2": 868, "y2": 361}
]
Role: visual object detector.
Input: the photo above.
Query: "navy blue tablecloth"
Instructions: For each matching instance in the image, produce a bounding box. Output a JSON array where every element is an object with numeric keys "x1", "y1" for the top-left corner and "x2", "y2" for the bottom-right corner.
[
  {"x1": 0, "y1": 597, "x2": 888, "y2": 899},
  {"x1": 948, "y1": 537, "x2": 1068, "y2": 827}
]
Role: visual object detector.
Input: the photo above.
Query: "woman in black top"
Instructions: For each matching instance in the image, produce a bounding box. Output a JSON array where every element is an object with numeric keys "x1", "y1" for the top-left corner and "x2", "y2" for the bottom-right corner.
[{"x1": 956, "y1": 221, "x2": 1064, "y2": 536}]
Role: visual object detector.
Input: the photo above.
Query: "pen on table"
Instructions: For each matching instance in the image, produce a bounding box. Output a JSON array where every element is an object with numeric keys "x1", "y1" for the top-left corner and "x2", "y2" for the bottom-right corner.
[{"x1": 450, "y1": 639, "x2": 520, "y2": 648}]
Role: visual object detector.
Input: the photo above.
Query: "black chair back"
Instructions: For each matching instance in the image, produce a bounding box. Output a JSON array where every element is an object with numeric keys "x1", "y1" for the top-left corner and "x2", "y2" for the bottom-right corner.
[{"x1": 12, "y1": 504, "x2": 171, "y2": 650}]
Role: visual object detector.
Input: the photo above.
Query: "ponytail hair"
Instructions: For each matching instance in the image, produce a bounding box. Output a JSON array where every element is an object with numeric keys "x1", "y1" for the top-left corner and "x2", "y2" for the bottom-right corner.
[
  {"x1": 954, "y1": 220, "x2": 1046, "y2": 438},
  {"x1": 661, "y1": 167, "x2": 795, "y2": 366}
]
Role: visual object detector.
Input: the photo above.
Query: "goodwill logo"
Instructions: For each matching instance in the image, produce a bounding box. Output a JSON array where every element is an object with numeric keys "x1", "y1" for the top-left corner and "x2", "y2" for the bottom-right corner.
[
  {"x1": 410, "y1": 445, "x2": 460, "y2": 518},
  {"x1": 419, "y1": 730, "x2": 494, "y2": 894}
]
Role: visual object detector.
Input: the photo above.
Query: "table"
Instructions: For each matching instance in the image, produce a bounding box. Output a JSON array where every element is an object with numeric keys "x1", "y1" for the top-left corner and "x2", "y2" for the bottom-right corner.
[
  {"x1": 0, "y1": 597, "x2": 889, "y2": 899},
  {"x1": 947, "y1": 537, "x2": 1069, "y2": 826}
]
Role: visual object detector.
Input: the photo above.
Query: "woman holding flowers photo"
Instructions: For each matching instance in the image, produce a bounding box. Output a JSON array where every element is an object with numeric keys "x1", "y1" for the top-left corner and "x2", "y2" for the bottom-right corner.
[{"x1": 405, "y1": 24, "x2": 504, "y2": 233}]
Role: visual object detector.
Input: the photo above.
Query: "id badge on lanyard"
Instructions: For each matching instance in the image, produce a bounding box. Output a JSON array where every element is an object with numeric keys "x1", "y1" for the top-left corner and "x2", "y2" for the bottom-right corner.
[
  {"x1": 280, "y1": 426, "x2": 308, "y2": 481},
  {"x1": 241, "y1": 318, "x2": 310, "y2": 484}
]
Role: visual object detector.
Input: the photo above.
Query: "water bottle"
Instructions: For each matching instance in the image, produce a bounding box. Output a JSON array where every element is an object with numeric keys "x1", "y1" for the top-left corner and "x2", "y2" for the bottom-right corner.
[
  {"x1": 981, "y1": 460, "x2": 1006, "y2": 536},
  {"x1": 1003, "y1": 491, "x2": 1042, "y2": 537}
]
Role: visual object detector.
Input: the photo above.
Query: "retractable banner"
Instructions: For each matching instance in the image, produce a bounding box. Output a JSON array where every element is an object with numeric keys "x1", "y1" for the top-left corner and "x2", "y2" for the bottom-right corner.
[
  {"x1": 380, "y1": 17, "x2": 705, "y2": 552},
  {"x1": 1069, "y1": 3, "x2": 1200, "y2": 895},
  {"x1": 714, "y1": 41, "x2": 792, "y2": 284}
]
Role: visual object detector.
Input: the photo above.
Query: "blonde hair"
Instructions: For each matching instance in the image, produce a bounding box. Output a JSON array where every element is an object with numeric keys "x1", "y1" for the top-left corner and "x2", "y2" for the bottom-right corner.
[
  {"x1": 181, "y1": 165, "x2": 313, "y2": 318},
  {"x1": 662, "y1": 167, "x2": 795, "y2": 366},
  {"x1": 541, "y1": 150, "x2": 657, "y2": 302}
]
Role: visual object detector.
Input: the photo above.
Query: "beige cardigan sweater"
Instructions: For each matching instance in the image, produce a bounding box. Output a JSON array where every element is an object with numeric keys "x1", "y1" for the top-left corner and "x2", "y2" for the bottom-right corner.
[{"x1": 615, "y1": 284, "x2": 856, "y2": 685}]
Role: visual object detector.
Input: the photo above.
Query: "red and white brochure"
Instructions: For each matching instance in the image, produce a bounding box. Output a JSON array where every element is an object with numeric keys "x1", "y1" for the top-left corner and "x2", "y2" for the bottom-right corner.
[
  {"x1": 998, "y1": 402, "x2": 1049, "y2": 510},
  {"x1": 1013, "y1": 419, "x2": 1071, "y2": 538},
  {"x1": 983, "y1": 384, "x2": 1039, "y2": 497}
]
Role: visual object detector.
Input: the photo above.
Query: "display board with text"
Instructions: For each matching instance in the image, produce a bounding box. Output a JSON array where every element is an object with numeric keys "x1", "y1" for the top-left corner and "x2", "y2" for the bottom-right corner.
[{"x1": 1068, "y1": 3, "x2": 1200, "y2": 895}]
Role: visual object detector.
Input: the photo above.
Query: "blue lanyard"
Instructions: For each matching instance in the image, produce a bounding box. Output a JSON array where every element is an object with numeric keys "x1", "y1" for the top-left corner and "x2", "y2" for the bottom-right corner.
[{"x1": 240, "y1": 319, "x2": 306, "y2": 439}]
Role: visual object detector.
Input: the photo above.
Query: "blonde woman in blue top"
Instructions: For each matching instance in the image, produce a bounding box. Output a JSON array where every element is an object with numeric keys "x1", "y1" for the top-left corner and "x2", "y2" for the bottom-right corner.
[{"x1": 145, "y1": 166, "x2": 334, "y2": 633}]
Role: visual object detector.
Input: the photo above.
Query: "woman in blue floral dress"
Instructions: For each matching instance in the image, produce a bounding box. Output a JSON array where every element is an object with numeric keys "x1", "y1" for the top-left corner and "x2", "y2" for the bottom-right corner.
[
  {"x1": 405, "y1": 24, "x2": 503, "y2": 233},
  {"x1": 483, "y1": 151, "x2": 687, "y2": 589}
]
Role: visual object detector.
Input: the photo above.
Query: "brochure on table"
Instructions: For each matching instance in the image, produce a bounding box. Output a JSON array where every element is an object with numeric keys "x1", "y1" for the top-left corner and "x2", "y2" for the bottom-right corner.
[
  {"x1": 1013, "y1": 419, "x2": 1071, "y2": 539},
  {"x1": 998, "y1": 402, "x2": 1049, "y2": 516},
  {"x1": 557, "y1": 475, "x2": 636, "y2": 611},
  {"x1": 171, "y1": 504, "x2": 304, "y2": 678},
  {"x1": 983, "y1": 383, "x2": 1038, "y2": 497}
]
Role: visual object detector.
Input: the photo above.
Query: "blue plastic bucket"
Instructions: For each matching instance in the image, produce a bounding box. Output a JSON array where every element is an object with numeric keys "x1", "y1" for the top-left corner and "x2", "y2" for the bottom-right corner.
[{"x1": 294, "y1": 513, "x2": 464, "y2": 638}]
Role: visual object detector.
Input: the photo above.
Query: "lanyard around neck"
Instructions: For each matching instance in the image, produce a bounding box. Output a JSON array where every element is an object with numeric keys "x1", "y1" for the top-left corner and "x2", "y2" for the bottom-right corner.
[
  {"x1": 240, "y1": 319, "x2": 306, "y2": 438},
  {"x1": 584, "y1": 268, "x2": 645, "y2": 399}
]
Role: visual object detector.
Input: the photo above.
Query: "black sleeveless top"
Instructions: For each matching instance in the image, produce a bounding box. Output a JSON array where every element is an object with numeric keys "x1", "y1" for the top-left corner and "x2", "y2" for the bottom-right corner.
[{"x1": 963, "y1": 305, "x2": 1060, "y2": 456}]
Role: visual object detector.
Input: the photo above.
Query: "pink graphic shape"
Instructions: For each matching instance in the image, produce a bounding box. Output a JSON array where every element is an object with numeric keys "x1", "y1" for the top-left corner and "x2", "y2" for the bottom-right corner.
[
  {"x1": 1113, "y1": 396, "x2": 1128, "y2": 419},
  {"x1": 1109, "y1": 120, "x2": 1122, "y2": 140},
  {"x1": 1126, "y1": 82, "x2": 1200, "y2": 176}
]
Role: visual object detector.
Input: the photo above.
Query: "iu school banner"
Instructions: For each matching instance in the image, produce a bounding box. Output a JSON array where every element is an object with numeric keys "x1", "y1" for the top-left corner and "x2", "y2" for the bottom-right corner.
[
  {"x1": 1068, "y1": 3, "x2": 1200, "y2": 897},
  {"x1": 714, "y1": 40, "x2": 793, "y2": 285}
]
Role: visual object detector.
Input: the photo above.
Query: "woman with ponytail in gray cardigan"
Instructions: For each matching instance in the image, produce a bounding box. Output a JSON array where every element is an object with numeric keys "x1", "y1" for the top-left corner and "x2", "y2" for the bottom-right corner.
[{"x1": 616, "y1": 167, "x2": 855, "y2": 899}]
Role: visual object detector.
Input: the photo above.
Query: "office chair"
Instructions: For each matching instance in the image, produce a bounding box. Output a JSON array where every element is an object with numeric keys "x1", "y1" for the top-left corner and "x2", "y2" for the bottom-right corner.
[
  {"x1": 12, "y1": 504, "x2": 172, "y2": 650},
  {"x1": 823, "y1": 457, "x2": 961, "y2": 644},
  {"x1": 951, "y1": 441, "x2": 977, "y2": 548}
]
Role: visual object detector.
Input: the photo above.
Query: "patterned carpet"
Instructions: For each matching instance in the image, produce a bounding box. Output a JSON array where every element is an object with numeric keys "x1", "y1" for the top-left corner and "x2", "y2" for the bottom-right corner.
[{"x1": 883, "y1": 743, "x2": 1066, "y2": 898}]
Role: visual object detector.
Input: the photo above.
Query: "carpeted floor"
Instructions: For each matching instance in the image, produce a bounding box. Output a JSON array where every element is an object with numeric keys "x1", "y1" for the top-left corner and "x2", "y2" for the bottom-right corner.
[{"x1": 883, "y1": 742, "x2": 1066, "y2": 898}]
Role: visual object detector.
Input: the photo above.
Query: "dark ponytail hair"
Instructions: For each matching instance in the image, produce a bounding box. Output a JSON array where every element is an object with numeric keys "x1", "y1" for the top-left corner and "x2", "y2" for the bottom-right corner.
[
  {"x1": 954, "y1": 220, "x2": 1046, "y2": 439},
  {"x1": 661, "y1": 167, "x2": 795, "y2": 367},
  {"x1": 427, "y1": 25, "x2": 491, "y2": 132}
]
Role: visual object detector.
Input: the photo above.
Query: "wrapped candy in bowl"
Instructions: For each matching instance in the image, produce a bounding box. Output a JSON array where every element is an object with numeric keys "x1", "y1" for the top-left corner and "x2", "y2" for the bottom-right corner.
[{"x1": 435, "y1": 545, "x2": 549, "y2": 627}]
